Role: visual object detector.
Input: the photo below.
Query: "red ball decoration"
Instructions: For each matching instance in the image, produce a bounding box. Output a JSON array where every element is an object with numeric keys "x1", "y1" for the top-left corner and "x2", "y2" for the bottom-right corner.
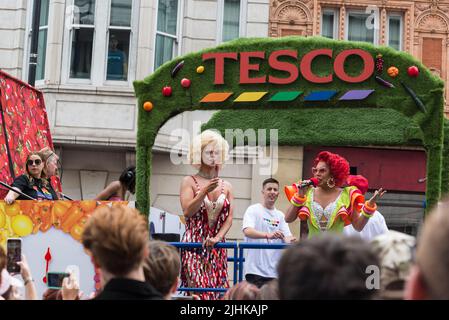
[
  {"x1": 162, "y1": 86, "x2": 172, "y2": 97},
  {"x1": 181, "y1": 78, "x2": 191, "y2": 88},
  {"x1": 407, "y1": 66, "x2": 419, "y2": 77}
]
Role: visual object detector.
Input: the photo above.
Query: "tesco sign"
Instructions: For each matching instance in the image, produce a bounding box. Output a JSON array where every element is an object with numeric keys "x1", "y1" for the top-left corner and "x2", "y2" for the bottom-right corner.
[{"x1": 202, "y1": 49, "x2": 375, "y2": 85}]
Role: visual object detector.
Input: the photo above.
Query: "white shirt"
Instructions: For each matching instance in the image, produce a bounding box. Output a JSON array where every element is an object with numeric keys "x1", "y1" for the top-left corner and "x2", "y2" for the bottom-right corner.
[
  {"x1": 242, "y1": 203, "x2": 292, "y2": 278},
  {"x1": 343, "y1": 211, "x2": 388, "y2": 241}
]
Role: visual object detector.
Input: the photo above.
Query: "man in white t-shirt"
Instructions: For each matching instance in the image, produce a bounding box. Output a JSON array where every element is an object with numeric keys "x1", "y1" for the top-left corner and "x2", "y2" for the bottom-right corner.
[
  {"x1": 242, "y1": 178, "x2": 296, "y2": 288},
  {"x1": 343, "y1": 175, "x2": 388, "y2": 241}
]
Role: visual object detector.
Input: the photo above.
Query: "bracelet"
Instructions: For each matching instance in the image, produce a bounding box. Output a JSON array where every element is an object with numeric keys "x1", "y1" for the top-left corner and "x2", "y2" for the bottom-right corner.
[
  {"x1": 24, "y1": 278, "x2": 34, "y2": 285},
  {"x1": 363, "y1": 201, "x2": 377, "y2": 213},
  {"x1": 290, "y1": 193, "x2": 307, "y2": 207},
  {"x1": 361, "y1": 210, "x2": 373, "y2": 219}
]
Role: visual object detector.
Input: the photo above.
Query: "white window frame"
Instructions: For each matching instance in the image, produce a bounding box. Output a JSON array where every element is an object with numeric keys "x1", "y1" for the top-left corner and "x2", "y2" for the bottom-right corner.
[
  {"x1": 23, "y1": 0, "x2": 50, "y2": 84},
  {"x1": 216, "y1": 0, "x2": 247, "y2": 45},
  {"x1": 61, "y1": 0, "x2": 138, "y2": 87},
  {"x1": 386, "y1": 13, "x2": 403, "y2": 51},
  {"x1": 345, "y1": 9, "x2": 379, "y2": 45},
  {"x1": 104, "y1": 0, "x2": 139, "y2": 86},
  {"x1": 320, "y1": 8, "x2": 339, "y2": 40},
  {"x1": 61, "y1": 0, "x2": 97, "y2": 85},
  {"x1": 152, "y1": 0, "x2": 184, "y2": 72}
]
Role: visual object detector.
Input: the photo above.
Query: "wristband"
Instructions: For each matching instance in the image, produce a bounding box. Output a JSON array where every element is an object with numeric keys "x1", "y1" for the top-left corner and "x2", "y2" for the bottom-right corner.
[
  {"x1": 361, "y1": 210, "x2": 373, "y2": 219},
  {"x1": 363, "y1": 201, "x2": 377, "y2": 213},
  {"x1": 290, "y1": 193, "x2": 307, "y2": 207}
]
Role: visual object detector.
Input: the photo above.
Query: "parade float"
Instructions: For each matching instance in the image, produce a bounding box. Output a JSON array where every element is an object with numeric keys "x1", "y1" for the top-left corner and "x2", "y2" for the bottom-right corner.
[
  {"x1": 133, "y1": 36, "x2": 448, "y2": 217},
  {"x1": 0, "y1": 70, "x2": 127, "y2": 296}
]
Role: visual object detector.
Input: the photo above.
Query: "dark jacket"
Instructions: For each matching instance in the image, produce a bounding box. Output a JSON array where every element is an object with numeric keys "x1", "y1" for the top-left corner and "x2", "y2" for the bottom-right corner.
[{"x1": 94, "y1": 278, "x2": 164, "y2": 300}]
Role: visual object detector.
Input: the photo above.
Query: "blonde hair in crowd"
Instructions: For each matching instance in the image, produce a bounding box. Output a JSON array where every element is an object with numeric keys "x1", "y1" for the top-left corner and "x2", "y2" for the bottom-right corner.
[{"x1": 188, "y1": 130, "x2": 229, "y2": 169}]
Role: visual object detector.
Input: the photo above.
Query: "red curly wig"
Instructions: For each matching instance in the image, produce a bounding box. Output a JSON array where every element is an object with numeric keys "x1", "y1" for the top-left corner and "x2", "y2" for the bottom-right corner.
[
  {"x1": 347, "y1": 175, "x2": 369, "y2": 195},
  {"x1": 313, "y1": 151, "x2": 350, "y2": 187}
]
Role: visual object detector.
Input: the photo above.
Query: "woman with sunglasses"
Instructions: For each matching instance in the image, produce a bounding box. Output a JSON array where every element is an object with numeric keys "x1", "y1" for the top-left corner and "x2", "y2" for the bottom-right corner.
[
  {"x1": 4, "y1": 152, "x2": 59, "y2": 204},
  {"x1": 285, "y1": 151, "x2": 385, "y2": 238}
]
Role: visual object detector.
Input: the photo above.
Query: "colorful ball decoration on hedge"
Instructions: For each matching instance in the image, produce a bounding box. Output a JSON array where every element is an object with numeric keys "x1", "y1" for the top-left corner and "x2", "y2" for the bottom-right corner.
[
  {"x1": 387, "y1": 66, "x2": 399, "y2": 78},
  {"x1": 143, "y1": 101, "x2": 153, "y2": 111},
  {"x1": 162, "y1": 86, "x2": 172, "y2": 97},
  {"x1": 181, "y1": 78, "x2": 191, "y2": 88},
  {"x1": 196, "y1": 66, "x2": 205, "y2": 74},
  {"x1": 407, "y1": 66, "x2": 419, "y2": 77},
  {"x1": 375, "y1": 54, "x2": 384, "y2": 74}
]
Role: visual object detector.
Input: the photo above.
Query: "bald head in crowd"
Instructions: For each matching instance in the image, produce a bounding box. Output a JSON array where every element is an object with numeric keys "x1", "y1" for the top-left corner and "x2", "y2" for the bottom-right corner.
[{"x1": 405, "y1": 200, "x2": 449, "y2": 299}]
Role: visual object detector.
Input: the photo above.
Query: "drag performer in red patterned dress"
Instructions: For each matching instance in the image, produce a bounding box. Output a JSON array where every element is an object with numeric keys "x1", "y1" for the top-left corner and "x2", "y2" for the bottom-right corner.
[{"x1": 179, "y1": 130, "x2": 234, "y2": 300}]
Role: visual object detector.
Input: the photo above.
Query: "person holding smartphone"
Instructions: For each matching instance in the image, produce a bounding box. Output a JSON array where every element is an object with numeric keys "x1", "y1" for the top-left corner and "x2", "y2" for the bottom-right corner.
[
  {"x1": 4, "y1": 151, "x2": 59, "y2": 204},
  {"x1": 179, "y1": 130, "x2": 234, "y2": 300},
  {"x1": 1, "y1": 246, "x2": 37, "y2": 300}
]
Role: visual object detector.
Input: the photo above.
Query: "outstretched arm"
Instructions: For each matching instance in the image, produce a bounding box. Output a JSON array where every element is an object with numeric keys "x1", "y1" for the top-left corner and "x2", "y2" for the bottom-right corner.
[
  {"x1": 94, "y1": 181, "x2": 120, "y2": 200},
  {"x1": 352, "y1": 188, "x2": 387, "y2": 231}
]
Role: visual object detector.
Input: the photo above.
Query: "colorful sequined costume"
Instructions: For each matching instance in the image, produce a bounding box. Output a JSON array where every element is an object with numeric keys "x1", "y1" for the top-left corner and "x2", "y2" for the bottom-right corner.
[
  {"x1": 180, "y1": 176, "x2": 230, "y2": 300},
  {"x1": 289, "y1": 186, "x2": 364, "y2": 238}
]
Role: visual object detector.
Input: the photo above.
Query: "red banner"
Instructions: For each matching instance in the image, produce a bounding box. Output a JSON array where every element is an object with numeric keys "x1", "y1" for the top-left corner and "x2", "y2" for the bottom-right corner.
[{"x1": 0, "y1": 71, "x2": 53, "y2": 198}]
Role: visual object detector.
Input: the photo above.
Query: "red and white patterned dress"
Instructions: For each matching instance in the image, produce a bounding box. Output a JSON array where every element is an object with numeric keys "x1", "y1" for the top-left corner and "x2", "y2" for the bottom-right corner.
[{"x1": 180, "y1": 175, "x2": 230, "y2": 300}]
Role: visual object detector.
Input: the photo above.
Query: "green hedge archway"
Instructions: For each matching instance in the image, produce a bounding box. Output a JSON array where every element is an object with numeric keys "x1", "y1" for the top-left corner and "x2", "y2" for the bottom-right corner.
[{"x1": 134, "y1": 36, "x2": 444, "y2": 216}]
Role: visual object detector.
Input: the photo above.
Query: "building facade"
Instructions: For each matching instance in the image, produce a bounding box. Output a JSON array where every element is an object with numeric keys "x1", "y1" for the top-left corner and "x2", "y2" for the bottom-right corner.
[
  {"x1": 269, "y1": 0, "x2": 449, "y2": 112},
  {"x1": 0, "y1": 0, "x2": 271, "y2": 243},
  {"x1": 0, "y1": 0, "x2": 433, "y2": 240}
]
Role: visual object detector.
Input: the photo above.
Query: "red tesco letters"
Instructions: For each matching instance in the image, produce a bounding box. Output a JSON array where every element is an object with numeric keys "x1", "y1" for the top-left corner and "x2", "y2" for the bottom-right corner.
[{"x1": 202, "y1": 49, "x2": 374, "y2": 85}]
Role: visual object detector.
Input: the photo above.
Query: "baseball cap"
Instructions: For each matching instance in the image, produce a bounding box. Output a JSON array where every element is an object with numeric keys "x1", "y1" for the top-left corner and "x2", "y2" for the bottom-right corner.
[{"x1": 370, "y1": 230, "x2": 416, "y2": 299}]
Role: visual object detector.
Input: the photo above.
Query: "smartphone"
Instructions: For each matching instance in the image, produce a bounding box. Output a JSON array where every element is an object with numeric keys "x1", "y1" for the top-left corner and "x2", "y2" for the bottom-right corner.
[
  {"x1": 47, "y1": 272, "x2": 70, "y2": 289},
  {"x1": 6, "y1": 238, "x2": 22, "y2": 273}
]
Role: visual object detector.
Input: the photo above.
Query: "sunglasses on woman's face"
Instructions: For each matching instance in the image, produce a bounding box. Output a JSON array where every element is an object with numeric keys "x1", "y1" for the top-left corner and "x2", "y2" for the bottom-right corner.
[{"x1": 27, "y1": 159, "x2": 42, "y2": 166}]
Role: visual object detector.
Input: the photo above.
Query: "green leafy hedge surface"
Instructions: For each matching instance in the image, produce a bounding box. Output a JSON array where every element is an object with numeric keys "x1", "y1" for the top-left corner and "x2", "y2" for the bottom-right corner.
[{"x1": 134, "y1": 36, "x2": 445, "y2": 216}]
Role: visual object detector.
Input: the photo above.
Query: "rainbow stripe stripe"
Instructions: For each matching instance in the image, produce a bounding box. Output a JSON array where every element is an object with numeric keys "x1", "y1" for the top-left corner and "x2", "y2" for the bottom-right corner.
[{"x1": 199, "y1": 89, "x2": 374, "y2": 104}]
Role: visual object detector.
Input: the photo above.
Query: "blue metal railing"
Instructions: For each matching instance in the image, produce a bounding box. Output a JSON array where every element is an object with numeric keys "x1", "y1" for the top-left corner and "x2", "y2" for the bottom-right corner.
[
  {"x1": 237, "y1": 242, "x2": 289, "y2": 282},
  {"x1": 170, "y1": 241, "x2": 290, "y2": 294},
  {"x1": 170, "y1": 242, "x2": 239, "y2": 294}
]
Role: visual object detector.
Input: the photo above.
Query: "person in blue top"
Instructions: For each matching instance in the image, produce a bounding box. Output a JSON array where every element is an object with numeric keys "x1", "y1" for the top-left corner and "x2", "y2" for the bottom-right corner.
[{"x1": 107, "y1": 35, "x2": 127, "y2": 81}]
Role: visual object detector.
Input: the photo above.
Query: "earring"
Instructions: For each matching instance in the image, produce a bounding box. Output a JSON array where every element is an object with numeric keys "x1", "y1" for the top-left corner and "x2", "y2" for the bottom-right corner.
[{"x1": 327, "y1": 177, "x2": 336, "y2": 188}]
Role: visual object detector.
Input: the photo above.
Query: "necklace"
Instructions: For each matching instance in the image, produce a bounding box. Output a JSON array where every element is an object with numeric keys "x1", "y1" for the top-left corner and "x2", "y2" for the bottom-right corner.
[{"x1": 197, "y1": 171, "x2": 215, "y2": 179}]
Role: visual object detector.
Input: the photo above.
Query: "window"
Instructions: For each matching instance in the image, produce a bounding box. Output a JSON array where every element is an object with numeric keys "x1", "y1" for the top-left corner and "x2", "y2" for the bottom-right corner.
[
  {"x1": 217, "y1": 0, "x2": 245, "y2": 43},
  {"x1": 346, "y1": 11, "x2": 377, "y2": 44},
  {"x1": 106, "y1": 0, "x2": 132, "y2": 81},
  {"x1": 321, "y1": 9, "x2": 338, "y2": 39},
  {"x1": 69, "y1": 0, "x2": 96, "y2": 79},
  {"x1": 62, "y1": 0, "x2": 138, "y2": 85},
  {"x1": 36, "y1": 0, "x2": 50, "y2": 80},
  {"x1": 223, "y1": 0, "x2": 240, "y2": 42},
  {"x1": 388, "y1": 14, "x2": 402, "y2": 51},
  {"x1": 154, "y1": 0, "x2": 179, "y2": 70}
]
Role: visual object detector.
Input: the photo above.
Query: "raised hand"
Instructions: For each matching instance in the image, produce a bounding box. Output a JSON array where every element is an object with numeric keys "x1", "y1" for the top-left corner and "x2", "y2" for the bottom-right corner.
[
  {"x1": 201, "y1": 178, "x2": 220, "y2": 194},
  {"x1": 367, "y1": 188, "x2": 387, "y2": 206}
]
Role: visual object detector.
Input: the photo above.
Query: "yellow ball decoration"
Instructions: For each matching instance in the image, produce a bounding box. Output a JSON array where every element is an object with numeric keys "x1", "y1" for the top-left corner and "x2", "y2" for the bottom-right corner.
[
  {"x1": 143, "y1": 101, "x2": 153, "y2": 112},
  {"x1": 11, "y1": 214, "x2": 33, "y2": 237},
  {"x1": 387, "y1": 66, "x2": 399, "y2": 78},
  {"x1": 196, "y1": 66, "x2": 205, "y2": 74}
]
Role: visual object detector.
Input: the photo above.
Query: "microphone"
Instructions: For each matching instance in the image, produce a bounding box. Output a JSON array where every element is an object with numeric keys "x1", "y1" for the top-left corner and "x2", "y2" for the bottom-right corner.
[{"x1": 294, "y1": 178, "x2": 319, "y2": 189}]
